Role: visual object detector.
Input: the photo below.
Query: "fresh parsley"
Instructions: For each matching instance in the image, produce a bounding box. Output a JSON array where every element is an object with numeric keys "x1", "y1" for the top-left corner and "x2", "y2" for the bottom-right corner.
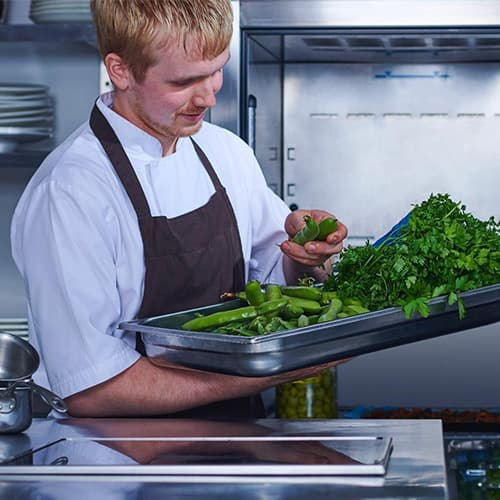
[{"x1": 323, "y1": 193, "x2": 500, "y2": 319}]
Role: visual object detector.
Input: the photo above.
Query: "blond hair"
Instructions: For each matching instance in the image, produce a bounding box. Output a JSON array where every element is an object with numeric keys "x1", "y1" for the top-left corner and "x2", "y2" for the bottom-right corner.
[{"x1": 90, "y1": 0, "x2": 233, "y2": 82}]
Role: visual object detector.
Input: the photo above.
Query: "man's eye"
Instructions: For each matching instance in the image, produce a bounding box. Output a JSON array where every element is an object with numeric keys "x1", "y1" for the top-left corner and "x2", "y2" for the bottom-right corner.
[{"x1": 173, "y1": 80, "x2": 193, "y2": 87}]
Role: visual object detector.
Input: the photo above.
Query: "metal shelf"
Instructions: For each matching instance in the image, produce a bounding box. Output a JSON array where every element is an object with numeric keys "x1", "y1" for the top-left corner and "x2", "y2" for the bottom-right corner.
[
  {"x1": 0, "y1": 25, "x2": 98, "y2": 169},
  {"x1": 0, "y1": 23, "x2": 96, "y2": 45}
]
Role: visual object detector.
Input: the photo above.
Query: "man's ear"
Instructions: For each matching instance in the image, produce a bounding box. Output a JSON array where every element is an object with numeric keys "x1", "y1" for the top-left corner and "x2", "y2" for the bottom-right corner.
[{"x1": 104, "y1": 53, "x2": 131, "y2": 90}]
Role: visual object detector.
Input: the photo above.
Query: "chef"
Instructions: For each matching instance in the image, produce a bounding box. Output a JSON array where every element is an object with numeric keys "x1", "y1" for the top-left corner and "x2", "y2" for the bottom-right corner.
[{"x1": 10, "y1": 0, "x2": 348, "y2": 419}]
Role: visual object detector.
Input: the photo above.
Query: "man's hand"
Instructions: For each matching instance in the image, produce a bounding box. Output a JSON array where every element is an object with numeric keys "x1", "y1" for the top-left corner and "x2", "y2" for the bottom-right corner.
[{"x1": 280, "y1": 209, "x2": 348, "y2": 283}]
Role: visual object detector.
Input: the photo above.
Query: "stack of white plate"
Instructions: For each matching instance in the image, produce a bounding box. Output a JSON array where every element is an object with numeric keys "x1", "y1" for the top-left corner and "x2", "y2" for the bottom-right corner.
[
  {"x1": 30, "y1": 0, "x2": 91, "y2": 24},
  {"x1": 0, "y1": 83, "x2": 54, "y2": 153}
]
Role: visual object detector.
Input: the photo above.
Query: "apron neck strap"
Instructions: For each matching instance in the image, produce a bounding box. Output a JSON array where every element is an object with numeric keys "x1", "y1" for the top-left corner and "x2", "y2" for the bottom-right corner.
[
  {"x1": 90, "y1": 103, "x2": 152, "y2": 218},
  {"x1": 189, "y1": 137, "x2": 223, "y2": 190}
]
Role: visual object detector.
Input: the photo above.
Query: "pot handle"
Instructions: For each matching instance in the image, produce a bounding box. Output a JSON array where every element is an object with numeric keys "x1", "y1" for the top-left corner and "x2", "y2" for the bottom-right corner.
[{"x1": 27, "y1": 381, "x2": 68, "y2": 414}]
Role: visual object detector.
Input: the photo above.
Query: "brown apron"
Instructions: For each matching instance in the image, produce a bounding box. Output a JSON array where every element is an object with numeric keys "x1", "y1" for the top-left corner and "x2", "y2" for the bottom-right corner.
[{"x1": 89, "y1": 104, "x2": 264, "y2": 419}]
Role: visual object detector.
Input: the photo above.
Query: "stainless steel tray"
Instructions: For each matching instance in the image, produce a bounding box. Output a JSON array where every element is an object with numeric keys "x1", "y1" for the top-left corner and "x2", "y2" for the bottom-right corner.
[{"x1": 119, "y1": 283, "x2": 500, "y2": 376}]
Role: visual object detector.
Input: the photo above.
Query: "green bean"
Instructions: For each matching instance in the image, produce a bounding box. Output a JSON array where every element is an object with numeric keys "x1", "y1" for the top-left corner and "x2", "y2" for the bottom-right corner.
[
  {"x1": 265, "y1": 317, "x2": 295, "y2": 333},
  {"x1": 343, "y1": 304, "x2": 370, "y2": 315},
  {"x1": 317, "y1": 298, "x2": 343, "y2": 323},
  {"x1": 281, "y1": 302, "x2": 304, "y2": 320},
  {"x1": 257, "y1": 299, "x2": 288, "y2": 316},
  {"x1": 265, "y1": 283, "x2": 282, "y2": 301},
  {"x1": 181, "y1": 306, "x2": 257, "y2": 331},
  {"x1": 307, "y1": 315, "x2": 320, "y2": 325},
  {"x1": 343, "y1": 298, "x2": 364, "y2": 307},
  {"x1": 248, "y1": 316, "x2": 268, "y2": 335},
  {"x1": 245, "y1": 280, "x2": 266, "y2": 306},
  {"x1": 293, "y1": 215, "x2": 320, "y2": 245},
  {"x1": 297, "y1": 314, "x2": 310, "y2": 327},
  {"x1": 317, "y1": 217, "x2": 338, "y2": 241},
  {"x1": 282, "y1": 295, "x2": 322, "y2": 314},
  {"x1": 281, "y1": 285, "x2": 322, "y2": 301}
]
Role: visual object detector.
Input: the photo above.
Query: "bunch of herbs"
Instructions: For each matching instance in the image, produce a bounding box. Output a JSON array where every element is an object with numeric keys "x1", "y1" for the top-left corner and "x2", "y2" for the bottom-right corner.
[{"x1": 323, "y1": 193, "x2": 500, "y2": 319}]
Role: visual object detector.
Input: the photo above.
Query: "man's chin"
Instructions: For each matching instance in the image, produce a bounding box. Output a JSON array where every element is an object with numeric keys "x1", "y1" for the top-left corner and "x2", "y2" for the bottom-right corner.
[
  {"x1": 178, "y1": 120, "x2": 204, "y2": 138},
  {"x1": 156, "y1": 120, "x2": 204, "y2": 142}
]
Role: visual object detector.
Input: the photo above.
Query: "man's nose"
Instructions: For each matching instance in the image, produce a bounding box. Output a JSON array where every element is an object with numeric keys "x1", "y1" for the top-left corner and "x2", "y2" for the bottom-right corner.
[{"x1": 192, "y1": 75, "x2": 220, "y2": 108}]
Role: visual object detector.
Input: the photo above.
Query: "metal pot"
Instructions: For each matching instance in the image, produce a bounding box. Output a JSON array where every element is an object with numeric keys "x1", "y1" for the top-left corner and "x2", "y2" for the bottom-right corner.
[
  {"x1": 0, "y1": 331, "x2": 67, "y2": 433},
  {"x1": 0, "y1": 385, "x2": 32, "y2": 434}
]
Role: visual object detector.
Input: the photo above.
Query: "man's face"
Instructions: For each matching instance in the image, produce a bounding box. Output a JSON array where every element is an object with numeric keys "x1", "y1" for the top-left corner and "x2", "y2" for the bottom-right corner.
[{"x1": 123, "y1": 41, "x2": 229, "y2": 150}]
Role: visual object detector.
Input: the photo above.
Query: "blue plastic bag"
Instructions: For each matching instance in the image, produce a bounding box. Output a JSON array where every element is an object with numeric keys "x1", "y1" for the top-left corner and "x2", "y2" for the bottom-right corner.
[{"x1": 372, "y1": 211, "x2": 412, "y2": 248}]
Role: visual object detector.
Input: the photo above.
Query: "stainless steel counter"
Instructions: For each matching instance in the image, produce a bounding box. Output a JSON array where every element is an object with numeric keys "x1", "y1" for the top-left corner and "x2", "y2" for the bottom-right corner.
[{"x1": 0, "y1": 418, "x2": 448, "y2": 499}]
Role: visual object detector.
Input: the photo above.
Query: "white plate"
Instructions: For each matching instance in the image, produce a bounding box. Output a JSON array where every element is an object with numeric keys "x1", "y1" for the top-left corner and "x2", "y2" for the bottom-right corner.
[
  {"x1": 0, "y1": 101, "x2": 52, "y2": 109},
  {"x1": 0, "y1": 115, "x2": 53, "y2": 126},
  {"x1": 31, "y1": 0, "x2": 90, "y2": 5},
  {"x1": 31, "y1": 1, "x2": 89, "y2": 8},
  {"x1": 0, "y1": 99, "x2": 52, "y2": 109},
  {"x1": 31, "y1": 4, "x2": 89, "y2": 10},
  {"x1": 0, "y1": 94, "x2": 49, "y2": 103},
  {"x1": 31, "y1": 0, "x2": 89, "y2": 6},
  {"x1": 30, "y1": 6, "x2": 90, "y2": 13},
  {"x1": 30, "y1": 11, "x2": 92, "y2": 23},
  {"x1": 0, "y1": 108, "x2": 53, "y2": 118},
  {"x1": 0, "y1": 83, "x2": 48, "y2": 93}
]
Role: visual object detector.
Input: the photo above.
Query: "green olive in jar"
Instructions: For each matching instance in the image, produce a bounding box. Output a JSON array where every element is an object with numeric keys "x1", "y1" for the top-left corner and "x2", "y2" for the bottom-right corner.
[{"x1": 275, "y1": 368, "x2": 337, "y2": 418}]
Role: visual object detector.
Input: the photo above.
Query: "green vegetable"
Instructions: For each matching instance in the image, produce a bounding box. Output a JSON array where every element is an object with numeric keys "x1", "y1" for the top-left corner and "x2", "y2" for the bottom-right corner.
[
  {"x1": 317, "y1": 298, "x2": 343, "y2": 323},
  {"x1": 320, "y1": 290, "x2": 338, "y2": 304},
  {"x1": 182, "y1": 306, "x2": 257, "y2": 331},
  {"x1": 192, "y1": 279, "x2": 368, "y2": 336},
  {"x1": 248, "y1": 316, "x2": 268, "y2": 335},
  {"x1": 324, "y1": 193, "x2": 500, "y2": 319},
  {"x1": 343, "y1": 298, "x2": 364, "y2": 307},
  {"x1": 245, "y1": 280, "x2": 266, "y2": 307},
  {"x1": 265, "y1": 316, "x2": 296, "y2": 333},
  {"x1": 343, "y1": 304, "x2": 370, "y2": 316},
  {"x1": 281, "y1": 295, "x2": 322, "y2": 314},
  {"x1": 281, "y1": 285, "x2": 322, "y2": 301},
  {"x1": 293, "y1": 215, "x2": 320, "y2": 245},
  {"x1": 297, "y1": 314, "x2": 310, "y2": 327},
  {"x1": 317, "y1": 217, "x2": 338, "y2": 241},
  {"x1": 265, "y1": 283, "x2": 282, "y2": 301},
  {"x1": 257, "y1": 299, "x2": 288, "y2": 316},
  {"x1": 281, "y1": 302, "x2": 305, "y2": 319}
]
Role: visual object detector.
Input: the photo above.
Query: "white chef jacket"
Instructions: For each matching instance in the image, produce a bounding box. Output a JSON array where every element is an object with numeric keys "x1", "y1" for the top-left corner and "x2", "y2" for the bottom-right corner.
[{"x1": 11, "y1": 92, "x2": 290, "y2": 399}]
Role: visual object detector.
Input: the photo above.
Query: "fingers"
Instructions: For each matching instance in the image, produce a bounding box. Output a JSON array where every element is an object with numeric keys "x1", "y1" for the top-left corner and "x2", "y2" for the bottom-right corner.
[
  {"x1": 280, "y1": 240, "x2": 327, "y2": 267},
  {"x1": 283, "y1": 210, "x2": 348, "y2": 267},
  {"x1": 280, "y1": 238, "x2": 343, "y2": 267}
]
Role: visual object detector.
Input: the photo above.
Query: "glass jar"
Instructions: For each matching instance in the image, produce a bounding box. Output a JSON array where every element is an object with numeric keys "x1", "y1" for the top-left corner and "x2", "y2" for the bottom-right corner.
[{"x1": 275, "y1": 368, "x2": 337, "y2": 418}]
